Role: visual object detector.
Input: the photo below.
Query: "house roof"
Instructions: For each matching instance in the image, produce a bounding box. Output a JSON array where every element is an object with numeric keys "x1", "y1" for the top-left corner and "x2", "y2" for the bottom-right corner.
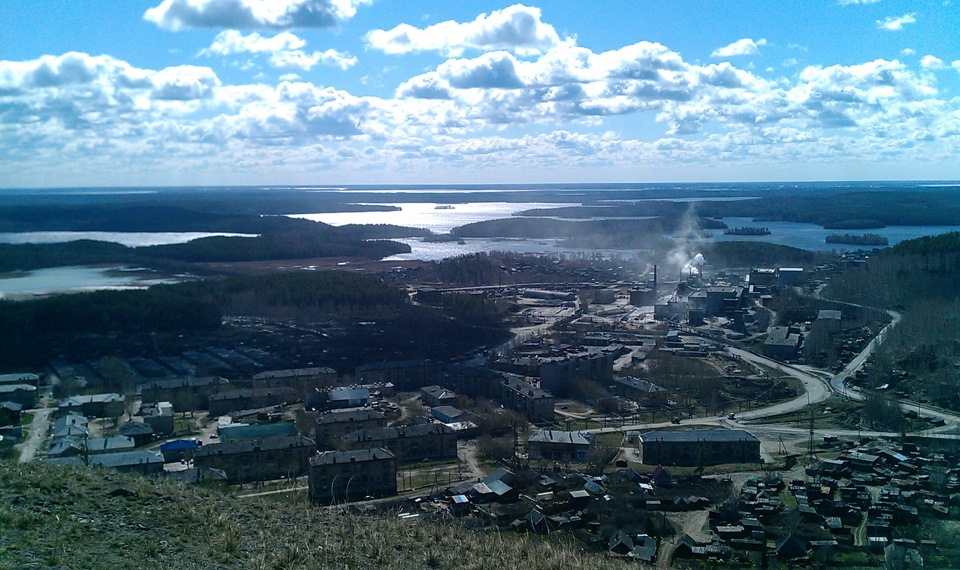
[
  {"x1": 45, "y1": 450, "x2": 164, "y2": 469},
  {"x1": 818, "y1": 310, "x2": 842, "y2": 320},
  {"x1": 775, "y1": 533, "x2": 808, "y2": 557},
  {"x1": 355, "y1": 359, "x2": 436, "y2": 373},
  {"x1": 253, "y1": 367, "x2": 336, "y2": 380},
  {"x1": 430, "y1": 405, "x2": 464, "y2": 418},
  {"x1": 218, "y1": 422, "x2": 296, "y2": 441},
  {"x1": 0, "y1": 384, "x2": 37, "y2": 394},
  {"x1": 484, "y1": 480, "x2": 513, "y2": 496},
  {"x1": 0, "y1": 373, "x2": 39, "y2": 384},
  {"x1": 500, "y1": 376, "x2": 552, "y2": 399},
  {"x1": 421, "y1": 385, "x2": 456, "y2": 400},
  {"x1": 59, "y1": 392, "x2": 122, "y2": 406},
  {"x1": 615, "y1": 376, "x2": 665, "y2": 392},
  {"x1": 310, "y1": 447, "x2": 395, "y2": 466},
  {"x1": 90, "y1": 450, "x2": 164, "y2": 468},
  {"x1": 609, "y1": 530, "x2": 634, "y2": 552},
  {"x1": 159, "y1": 439, "x2": 201, "y2": 451},
  {"x1": 208, "y1": 387, "x2": 298, "y2": 401},
  {"x1": 345, "y1": 423, "x2": 454, "y2": 443},
  {"x1": 641, "y1": 429, "x2": 759, "y2": 444},
  {"x1": 119, "y1": 422, "x2": 154, "y2": 436},
  {"x1": 141, "y1": 377, "x2": 228, "y2": 390},
  {"x1": 196, "y1": 434, "x2": 314, "y2": 457},
  {"x1": 528, "y1": 429, "x2": 593, "y2": 446},
  {"x1": 48, "y1": 436, "x2": 135, "y2": 455},
  {"x1": 316, "y1": 409, "x2": 384, "y2": 424},
  {"x1": 328, "y1": 388, "x2": 369, "y2": 401},
  {"x1": 633, "y1": 534, "x2": 657, "y2": 562},
  {"x1": 52, "y1": 425, "x2": 89, "y2": 438}
]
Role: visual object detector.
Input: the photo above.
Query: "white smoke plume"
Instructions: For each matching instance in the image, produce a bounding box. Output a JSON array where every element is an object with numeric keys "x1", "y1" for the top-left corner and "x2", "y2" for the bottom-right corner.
[
  {"x1": 682, "y1": 253, "x2": 705, "y2": 276},
  {"x1": 667, "y1": 203, "x2": 706, "y2": 275}
]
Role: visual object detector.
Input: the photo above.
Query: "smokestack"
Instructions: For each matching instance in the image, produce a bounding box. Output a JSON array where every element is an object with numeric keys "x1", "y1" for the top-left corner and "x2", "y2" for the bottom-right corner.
[{"x1": 653, "y1": 264, "x2": 658, "y2": 295}]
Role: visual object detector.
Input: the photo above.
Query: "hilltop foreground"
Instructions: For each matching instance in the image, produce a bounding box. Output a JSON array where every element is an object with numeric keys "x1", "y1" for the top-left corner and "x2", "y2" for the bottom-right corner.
[{"x1": 0, "y1": 462, "x2": 629, "y2": 570}]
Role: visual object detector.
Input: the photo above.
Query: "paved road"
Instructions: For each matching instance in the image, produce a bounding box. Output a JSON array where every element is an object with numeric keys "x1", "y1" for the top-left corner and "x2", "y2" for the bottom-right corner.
[
  {"x1": 829, "y1": 308, "x2": 902, "y2": 397},
  {"x1": 726, "y1": 347, "x2": 832, "y2": 420}
]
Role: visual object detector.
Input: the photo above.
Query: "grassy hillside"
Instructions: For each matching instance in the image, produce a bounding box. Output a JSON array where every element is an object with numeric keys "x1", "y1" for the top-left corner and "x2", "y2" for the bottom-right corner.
[{"x1": 0, "y1": 461, "x2": 630, "y2": 569}]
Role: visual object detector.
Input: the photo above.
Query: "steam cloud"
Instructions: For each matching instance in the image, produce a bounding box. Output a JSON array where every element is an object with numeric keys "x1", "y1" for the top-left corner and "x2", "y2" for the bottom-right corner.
[{"x1": 667, "y1": 204, "x2": 706, "y2": 276}]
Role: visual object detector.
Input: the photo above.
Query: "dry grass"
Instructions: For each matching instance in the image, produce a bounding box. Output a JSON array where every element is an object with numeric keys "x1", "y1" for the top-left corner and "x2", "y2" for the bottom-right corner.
[{"x1": 0, "y1": 461, "x2": 633, "y2": 569}]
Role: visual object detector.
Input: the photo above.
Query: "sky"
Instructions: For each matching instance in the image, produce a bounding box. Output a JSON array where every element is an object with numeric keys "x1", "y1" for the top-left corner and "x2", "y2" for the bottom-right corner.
[{"x1": 1, "y1": 0, "x2": 959, "y2": 188}]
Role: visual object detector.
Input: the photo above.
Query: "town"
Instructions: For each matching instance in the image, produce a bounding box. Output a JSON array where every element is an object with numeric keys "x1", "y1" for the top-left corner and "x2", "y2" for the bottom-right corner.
[{"x1": 3, "y1": 245, "x2": 958, "y2": 569}]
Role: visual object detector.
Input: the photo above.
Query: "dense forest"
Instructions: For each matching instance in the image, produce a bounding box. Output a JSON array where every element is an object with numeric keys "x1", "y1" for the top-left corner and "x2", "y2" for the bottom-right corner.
[
  {"x1": 704, "y1": 242, "x2": 830, "y2": 268},
  {"x1": 515, "y1": 190, "x2": 960, "y2": 229},
  {"x1": 452, "y1": 216, "x2": 725, "y2": 245},
  {"x1": 0, "y1": 215, "x2": 423, "y2": 271},
  {"x1": 825, "y1": 233, "x2": 889, "y2": 246},
  {"x1": 825, "y1": 232, "x2": 960, "y2": 411},
  {"x1": 0, "y1": 271, "x2": 407, "y2": 366},
  {"x1": 0, "y1": 270, "x2": 511, "y2": 369}
]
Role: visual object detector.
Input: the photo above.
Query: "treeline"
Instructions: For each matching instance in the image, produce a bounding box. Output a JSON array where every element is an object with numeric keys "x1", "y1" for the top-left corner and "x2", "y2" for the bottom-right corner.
[
  {"x1": 512, "y1": 201, "x2": 693, "y2": 219},
  {"x1": 826, "y1": 232, "x2": 960, "y2": 309},
  {"x1": 333, "y1": 224, "x2": 431, "y2": 239},
  {"x1": 515, "y1": 190, "x2": 960, "y2": 228},
  {"x1": 0, "y1": 271, "x2": 409, "y2": 366},
  {"x1": 0, "y1": 240, "x2": 137, "y2": 272},
  {"x1": 0, "y1": 219, "x2": 416, "y2": 271},
  {"x1": 705, "y1": 242, "x2": 829, "y2": 268},
  {"x1": 178, "y1": 271, "x2": 406, "y2": 314},
  {"x1": 0, "y1": 200, "x2": 400, "y2": 232},
  {"x1": 0, "y1": 288, "x2": 221, "y2": 336},
  {"x1": 452, "y1": 216, "x2": 725, "y2": 242},
  {"x1": 138, "y1": 232, "x2": 408, "y2": 263},
  {"x1": 723, "y1": 227, "x2": 770, "y2": 236},
  {"x1": 825, "y1": 233, "x2": 888, "y2": 246},
  {"x1": 826, "y1": 232, "x2": 960, "y2": 411}
]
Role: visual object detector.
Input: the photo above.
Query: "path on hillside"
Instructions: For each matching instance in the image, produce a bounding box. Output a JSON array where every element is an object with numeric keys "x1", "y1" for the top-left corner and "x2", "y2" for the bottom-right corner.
[
  {"x1": 459, "y1": 440, "x2": 485, "y2": 480},
  {"x1": 17, "y1": 407, "x2": 52, "y2": 463}
]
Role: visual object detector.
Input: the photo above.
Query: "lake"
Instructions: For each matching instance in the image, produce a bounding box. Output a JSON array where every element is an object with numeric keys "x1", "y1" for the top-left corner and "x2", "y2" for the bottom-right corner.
[
  {"x1": 0, "y1": 231, "x2": 255, "y2": 247},
  {"x1": 0, "y1": 266, "x2": 185, "y2": 300}
]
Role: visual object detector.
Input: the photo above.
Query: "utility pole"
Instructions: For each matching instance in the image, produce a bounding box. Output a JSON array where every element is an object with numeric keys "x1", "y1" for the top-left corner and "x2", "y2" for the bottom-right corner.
[{"x1": 808, "y1": 408, "x2": 816, "y2": 459}]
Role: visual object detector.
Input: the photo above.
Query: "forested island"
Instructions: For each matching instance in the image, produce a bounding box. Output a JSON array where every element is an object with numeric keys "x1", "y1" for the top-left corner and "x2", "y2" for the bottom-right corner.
[
  {"x1": 0, "y1": 216, "x2": 432, "y2": 272},
  {"x1": 0, "y1": 270, "x2": 509, "y2": 368},
  {"x1": 723, "y1": 226, "x2": 771, "y2": 236},
  {"x1": 514, "y1": 189, "x2": 960, "y2": 228},
  {"x1": 825, "y1": 233, "x2": 889, "y2": 246}
]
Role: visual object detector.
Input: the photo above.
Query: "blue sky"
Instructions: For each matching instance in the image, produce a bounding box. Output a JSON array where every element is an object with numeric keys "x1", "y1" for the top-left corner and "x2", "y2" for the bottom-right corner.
[{"x1": 1, "y1": 0, "x2": 958, "y2": 187}]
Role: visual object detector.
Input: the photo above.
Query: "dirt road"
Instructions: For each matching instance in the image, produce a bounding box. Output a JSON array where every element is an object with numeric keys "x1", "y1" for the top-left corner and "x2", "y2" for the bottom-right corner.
[{"x1": 17, "y1": 407, "x2": 52, "y2": 463}]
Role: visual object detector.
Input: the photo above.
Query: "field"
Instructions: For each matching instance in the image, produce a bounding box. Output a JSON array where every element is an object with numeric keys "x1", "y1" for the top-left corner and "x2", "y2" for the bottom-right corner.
[{"x1": 0, "y1": 461, "x2": 632, "y2": 570}]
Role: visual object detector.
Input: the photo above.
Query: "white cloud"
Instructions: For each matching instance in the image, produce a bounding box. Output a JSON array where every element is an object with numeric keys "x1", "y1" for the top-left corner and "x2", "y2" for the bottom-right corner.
[
  {"x1": 202, "y1": 30, "x2": 307, "y2": 55},
  {"x1": 366, "y1": 4, "x2": 564, "y2": 56},
  {"x1": 395, "y1": 73, "x2": 452, "y2": 99},
  {"x1": 838, "y1": 0, "x2": 881, "y2": 5},
  {"x1": 200, "y1": 31, "x2": 356, "y2": 70},
  {"x1": 901, "y1": 48, "x2": 916, "y2": 56},
  {"x1": 144, "y1": 0, "x2": 371, "y2": 31},
  {"x1": 782, "y1": 58, "x2": 799, "y2": 68},
  {"x1": 920, "y1": 55, "x2": 943, "y2": 70},
  {"x1": 438, "y1": 52, "x2": 525, "y2": 89},
  {"x1": 877, "y1": 13, "x2": 917, "y2": 31},
  {"x1": 952, "y1": 60, "x2": 960, "y2": 72},
  {"x1": 711, "y1": 38, "x2": 767, "y2": 58},
  {"x1": 152, "y1": 66, "x2": 221, "y2": 100},
  {"x1": 3, "y1": 39, "x2": 959, "y2": 186}
]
